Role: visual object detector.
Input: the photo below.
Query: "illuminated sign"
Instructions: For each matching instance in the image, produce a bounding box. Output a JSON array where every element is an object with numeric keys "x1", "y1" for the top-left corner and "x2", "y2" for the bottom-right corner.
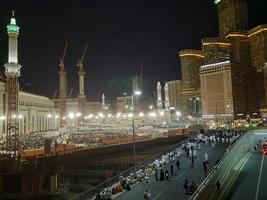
[{"x1": 214, "y1": 0, "x2": 221, "y2": 4}]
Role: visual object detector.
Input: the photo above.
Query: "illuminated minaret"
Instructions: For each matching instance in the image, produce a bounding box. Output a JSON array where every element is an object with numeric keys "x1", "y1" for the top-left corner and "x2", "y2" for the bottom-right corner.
[
  {"x1": 4, "y1": 11, "x2": 22, "y2": 158},
  {"x1": 101, "y1": 93, "x2": 105, "y2": 111},
  {"x1": 164, "y1": 82, "x2": 170, "y2": 110},
  {"x1": 77, "y1": 63, "x2": 85, "y2": 98},
  {"x1": 157, "y1": 82, "x2": 162, "y2": 110},
  {"x1": 77, "y1": 60, "x2": 86, "y2": 115},
  {"x1": 77, "y1": 44, "x2": 88, "y2": 115},
  {"x1": 58, "y1": 42, "x2": 68, "y2": 126}
]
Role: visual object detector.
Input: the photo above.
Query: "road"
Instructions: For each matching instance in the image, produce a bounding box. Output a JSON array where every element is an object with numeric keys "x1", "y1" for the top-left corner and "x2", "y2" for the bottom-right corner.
[
  {"x1": 227, "y1": 150, "x2": 267, "y2": 200},
  {"x1": 115, "y1": 141, "x2": 228, "y2": 200}
]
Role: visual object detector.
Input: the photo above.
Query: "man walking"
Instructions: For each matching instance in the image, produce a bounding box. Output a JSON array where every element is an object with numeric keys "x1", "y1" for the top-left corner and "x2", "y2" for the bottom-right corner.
[
  {"x1": 165, "y1": 169, "x2": 169, "y2": 181},
  {"x1": 170, "y1": 164, "x2": 174, "y2": 175},
  {"x1": 144, "y1": 189, "x2": 150, "y2": 200},
  {"x1": 191, "y1": 156, "x2": 195, "y2": 169},
  {"x1": 216, "y1": 181, "x2": 221, "y2": 194},
  {"x1": 176, "y1": 160, "x2": 180, "y2": 170}
]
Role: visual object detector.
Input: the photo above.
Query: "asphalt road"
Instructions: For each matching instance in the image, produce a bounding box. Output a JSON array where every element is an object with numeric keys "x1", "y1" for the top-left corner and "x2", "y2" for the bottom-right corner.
[
  {"x1": 227, "y1": 150, "x2": 267, "y2": 200},
  {"x1": 115, "y1": 141, "x2": 228, "y2": 200}
]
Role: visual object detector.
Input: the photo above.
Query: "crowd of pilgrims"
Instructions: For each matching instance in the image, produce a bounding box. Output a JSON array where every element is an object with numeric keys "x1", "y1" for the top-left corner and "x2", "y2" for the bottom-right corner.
[{"x1": 0, "y1": 126, "x2": 161, "y2": 151}]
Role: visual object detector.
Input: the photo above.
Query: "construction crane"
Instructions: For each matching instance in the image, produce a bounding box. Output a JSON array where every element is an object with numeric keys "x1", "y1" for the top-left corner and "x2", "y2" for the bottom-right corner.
[
  {"x1": 69, "y1": 87, "x2": 74, "y2": 99},
  {"x1": 59, "y1": 42, "x2": 68, "y2": 68},
  {"x1": 52, "y1": 90, "x2": 58, "y2": 99},
  {"x1": 77, "y1": 43, "x2": 88, "y2": 68}
]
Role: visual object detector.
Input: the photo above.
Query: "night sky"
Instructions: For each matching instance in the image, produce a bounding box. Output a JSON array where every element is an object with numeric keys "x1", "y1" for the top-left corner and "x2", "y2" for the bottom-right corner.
[{"x1": 0, "y1": 0, "x2": 266, "y2": 101}]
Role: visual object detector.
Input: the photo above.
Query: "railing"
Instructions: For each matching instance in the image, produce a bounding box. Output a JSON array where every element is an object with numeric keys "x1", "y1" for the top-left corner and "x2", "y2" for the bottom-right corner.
[
  {"x1": 70, "y1": 136, "x2": 188, "y2": 200},
  {"x1": 190, "y1": 130, "x2": 255, "y2": 200}
]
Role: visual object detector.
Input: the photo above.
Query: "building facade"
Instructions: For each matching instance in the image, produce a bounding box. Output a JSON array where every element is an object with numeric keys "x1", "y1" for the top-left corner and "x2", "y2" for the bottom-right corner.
[
  {"x1": 87, "y1": 101, "x2": 101, "y2": 114},
  {"x1": 0, "y1": 82, "x2": 60, "y2": 137},
  {"x1": 116, "y1": 96, "x2": 132, "y2": 113},
  {"x1": 179, "y1": 50, "x2": 204, "y2": 116},
  {"x1": 200, "y1": 61, "x2": 258, "y2": 123},
  {"x1": 179, "y1": 0, "x2": 267, "y2": 124},
  {"x1": 166, "y1": 80, "x2": 181, "y2": 111},
  {"x1": 216, "y1": 0, "x2": 248, "y2": 38}
]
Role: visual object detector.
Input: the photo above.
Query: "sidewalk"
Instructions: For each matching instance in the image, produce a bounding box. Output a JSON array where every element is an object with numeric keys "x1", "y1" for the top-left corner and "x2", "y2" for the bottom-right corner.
[{"x1": 115, "y1": 142, "x2": 227, "y2": 200}]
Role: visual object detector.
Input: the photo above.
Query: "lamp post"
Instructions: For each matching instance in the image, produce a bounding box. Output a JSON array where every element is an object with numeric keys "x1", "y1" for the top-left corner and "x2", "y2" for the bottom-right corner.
[
  {"x1": 189, "y1": 97, "x2": 200, "y2": 125},
  {"x1": 132, "y1": 90, "x2": 141, "y2": 174}
]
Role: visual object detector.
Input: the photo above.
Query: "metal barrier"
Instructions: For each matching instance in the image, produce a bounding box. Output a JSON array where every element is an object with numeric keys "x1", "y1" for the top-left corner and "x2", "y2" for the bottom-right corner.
[
  {"x1": 70, "y1": 137, "x2": 188, "y2": 200},
  {"x1": 190, "y1": 130, "x2": 255, "y2": 200}
]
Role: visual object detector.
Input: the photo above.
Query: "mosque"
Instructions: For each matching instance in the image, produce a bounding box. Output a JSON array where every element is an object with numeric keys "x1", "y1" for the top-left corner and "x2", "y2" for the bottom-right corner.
[{"x1": 0, "y1": 13, "x2": 60, "y2": 138}]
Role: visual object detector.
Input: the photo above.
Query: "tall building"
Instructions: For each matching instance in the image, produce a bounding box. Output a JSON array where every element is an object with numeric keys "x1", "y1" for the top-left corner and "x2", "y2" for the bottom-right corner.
[
  {"x1": 166, "y1": 80, "x2": 181, "y2": 111},
  {"x1": 200, "y1": 61, "x2": 258, "y2": 123},
  {"x1": 226, "y1": 31, "x2": 251, "y2": 67},
  {"x1": 178, "y1": 0, "x2": 267, "y2": 125},
  {"x1": 247, "y1": 25, "x2": 267, "y2": 71},
  {"x1": 202, "y1": 38, "x2": 230, "y2": 64},
  {"x1": 216, "y1": 0, "x2": 248, "y2": 38},
  {"x1": 179, "y1": 50, "x2": 204, "y2": 115}
]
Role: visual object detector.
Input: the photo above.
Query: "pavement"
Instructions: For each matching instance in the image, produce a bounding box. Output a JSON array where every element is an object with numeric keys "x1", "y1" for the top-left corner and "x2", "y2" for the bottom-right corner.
[
  {"x1": 226, "y1": 150, "x2": 267, "y2": 200},
  {"x1": 115, "y1": 141, "x2": 228, "y2": 200}
]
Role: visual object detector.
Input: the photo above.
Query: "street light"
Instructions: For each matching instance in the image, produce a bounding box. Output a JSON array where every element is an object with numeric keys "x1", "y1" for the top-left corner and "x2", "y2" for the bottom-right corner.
[
  {"x1": 189, "y1": 97, "x2": 200, "y2": 124},
  {"x1": 131, "y1": 90, "x2": 141, "y2": 174}
]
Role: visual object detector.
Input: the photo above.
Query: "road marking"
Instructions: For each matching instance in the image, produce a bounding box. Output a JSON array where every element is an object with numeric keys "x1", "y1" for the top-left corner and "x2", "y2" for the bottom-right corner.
[
  {"x1": 152, "y1": 192, "x2": 162, "y2": 200},
  {"x1": 255, "y1": 155, "x2": 264, "y2": 200},
  {"x1": 175, "y1": 171, "x2": 185, "y2": 180}
]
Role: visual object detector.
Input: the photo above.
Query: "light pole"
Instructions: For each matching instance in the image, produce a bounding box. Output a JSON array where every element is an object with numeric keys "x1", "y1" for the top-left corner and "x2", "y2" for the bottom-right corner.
[
  {"x1": 132, "y1": 90, "x2": 141, "y2": 174},
  {"x1": 189, "y1": 97, "x2": 200, "y2": 125}
]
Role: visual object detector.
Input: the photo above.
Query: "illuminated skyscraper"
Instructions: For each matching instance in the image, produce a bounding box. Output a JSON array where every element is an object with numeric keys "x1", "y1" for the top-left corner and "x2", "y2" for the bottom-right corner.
[
  {"x1": 166, "y1": 80, "x2": 181, "y2": 111},
  {"x1": 215, "y1": 0, "x2": 248, "y2": 38},
  {"x1": 179, "y1": 50, "x2": 204, "y2": 115}
]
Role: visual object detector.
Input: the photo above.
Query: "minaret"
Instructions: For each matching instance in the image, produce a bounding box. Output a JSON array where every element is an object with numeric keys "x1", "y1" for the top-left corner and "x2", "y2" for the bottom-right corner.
[
  {"x1": 77, "y1": 44, "x2": 88, "y2": 116},
  {"x1": 4, "y1": 11, "x2": 22, "y2": 158},
  {"x1": 77, "y1": 59, "x2": 86, "y2": 115},
  {"x1": 101, "y1": 93, "x2": 105, "y2": 111},
  {"x1": 164, "y1": 82, "x2": 170, "y2": 110},
  {"x1": 58, "y1": 42, "x2": 68, "y2": 124},
  {"x1": 157, "y1": 82, "x2": 162, "y2": 110},
  {"x1": 77, "y1": 62, "x2": 85, "y2": 98}
]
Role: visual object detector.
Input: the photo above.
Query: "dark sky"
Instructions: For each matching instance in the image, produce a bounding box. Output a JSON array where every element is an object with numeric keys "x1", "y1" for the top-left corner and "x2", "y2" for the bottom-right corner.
[{"x1": 0, "y1": 0, "x2": 266, "y2": 101}]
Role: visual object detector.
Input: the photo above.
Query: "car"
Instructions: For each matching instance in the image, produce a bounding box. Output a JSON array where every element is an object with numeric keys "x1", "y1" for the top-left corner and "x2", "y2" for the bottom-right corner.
[{"x1": 261, "y1": 141, "x2": 267, "y2": 155}]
